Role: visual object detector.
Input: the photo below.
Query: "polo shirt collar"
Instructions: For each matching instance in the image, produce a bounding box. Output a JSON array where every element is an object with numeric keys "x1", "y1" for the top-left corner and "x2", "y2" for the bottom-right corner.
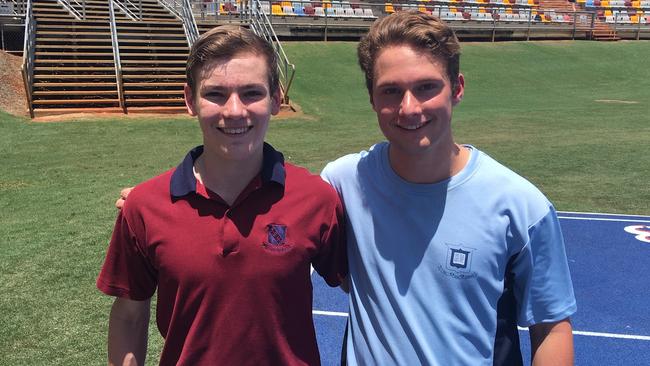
[{"x1": 170, "y1": 143, "x2": 286, "y2": 198}]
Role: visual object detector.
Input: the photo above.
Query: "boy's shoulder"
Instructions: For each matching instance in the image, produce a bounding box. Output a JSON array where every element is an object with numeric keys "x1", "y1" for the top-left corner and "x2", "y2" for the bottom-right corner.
[
  {"x1": 321, "y1": 142, "x2": 385, "y2": 183},
  {"x1": 284, "y1": 162, "x2": 338, "y2": 196},
  {"x1": 122, "y1": 168, "x2": 176, "y2": 211}
]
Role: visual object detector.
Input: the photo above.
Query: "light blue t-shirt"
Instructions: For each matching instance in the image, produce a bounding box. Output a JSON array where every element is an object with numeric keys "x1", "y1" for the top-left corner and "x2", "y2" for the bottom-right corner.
[{"x1": 321, "y1": 142, "x2": 576, "y2": 366}]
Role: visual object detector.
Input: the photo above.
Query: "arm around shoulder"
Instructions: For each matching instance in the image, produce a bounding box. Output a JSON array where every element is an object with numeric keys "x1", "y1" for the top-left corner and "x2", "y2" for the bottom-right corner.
[
  {"x1": 529, "y1": 318, "x2": 574, "y2": 366},
  {"x1": 108, "y1": 297, "x2": 151, "y2": 366}
]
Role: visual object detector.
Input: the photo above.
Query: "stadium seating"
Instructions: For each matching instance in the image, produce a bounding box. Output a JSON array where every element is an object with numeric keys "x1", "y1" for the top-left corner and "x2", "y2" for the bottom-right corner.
[{"x1": 282, "y1": 5, "x2": 295, "y2": 15}]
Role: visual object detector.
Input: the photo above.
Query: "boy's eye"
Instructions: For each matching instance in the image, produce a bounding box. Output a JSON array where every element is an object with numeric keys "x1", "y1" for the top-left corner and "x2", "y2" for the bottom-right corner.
[
  {"x1": 382, "y1": 87, "x2": 401, "y2": 96},
  {"x1": 243, "y1": 90, "x2": 264, "y2": 98},
  {"x1": 417, "y1": 83, "x2": 436, "y2": 92},
  {"x1": 205, "y1": 91, "x2": 225, "y2": 99}
]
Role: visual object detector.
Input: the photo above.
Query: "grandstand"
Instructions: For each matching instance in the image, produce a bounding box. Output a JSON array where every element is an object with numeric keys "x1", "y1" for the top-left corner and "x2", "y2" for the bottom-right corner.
[{"x1": 1, "y1": 0, "x2": 648, "y2": 116}]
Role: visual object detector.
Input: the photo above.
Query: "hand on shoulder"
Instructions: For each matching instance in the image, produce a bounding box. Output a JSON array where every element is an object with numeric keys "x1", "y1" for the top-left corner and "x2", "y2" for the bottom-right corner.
[{"x1": 115, "y1": 187, "x2": 134, "y2": 210}]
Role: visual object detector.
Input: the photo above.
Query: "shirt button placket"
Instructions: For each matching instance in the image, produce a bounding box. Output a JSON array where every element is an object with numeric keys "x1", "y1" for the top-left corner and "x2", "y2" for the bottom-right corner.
[{"x1": 222, "y1": 208, "x2": 239, "y2": 257}]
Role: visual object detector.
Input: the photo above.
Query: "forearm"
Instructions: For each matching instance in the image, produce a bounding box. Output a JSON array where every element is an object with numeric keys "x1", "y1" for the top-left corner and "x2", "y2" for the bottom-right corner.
[
  {"x1": 108, "y1": 298, "x2": 151, "y2": 366},
  {"x1": 530, "y1": 319, "x2": 574, "y2": 366}
]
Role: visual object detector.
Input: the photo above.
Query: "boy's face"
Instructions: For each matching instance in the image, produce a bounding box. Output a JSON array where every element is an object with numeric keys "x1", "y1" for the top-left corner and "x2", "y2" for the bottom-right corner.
[
  {"x1": 184, "y1": 52, "x2": 281, "y2": 163},
  {"x1": 370, "y1": 45, "x2": 464, "y2": 160}
]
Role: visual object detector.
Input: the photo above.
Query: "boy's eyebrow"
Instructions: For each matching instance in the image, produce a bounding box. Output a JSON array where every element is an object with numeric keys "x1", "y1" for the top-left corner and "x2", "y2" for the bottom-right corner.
[
  {"x1": 201, "y1": 82, "x2": 267, "y2": 90},
  {"x1": 375, "y1": 78, "x2": 441, "y2": 87}
]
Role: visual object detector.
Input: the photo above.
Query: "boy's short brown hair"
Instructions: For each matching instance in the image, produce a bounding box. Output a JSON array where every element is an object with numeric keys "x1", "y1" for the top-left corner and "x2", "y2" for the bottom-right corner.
[
  {"x1": 186, "y1": 25, "x2": 279, "y2": 95},
  {"x1": 358, "y1": 11, "x2": 461, "y2": 96}
]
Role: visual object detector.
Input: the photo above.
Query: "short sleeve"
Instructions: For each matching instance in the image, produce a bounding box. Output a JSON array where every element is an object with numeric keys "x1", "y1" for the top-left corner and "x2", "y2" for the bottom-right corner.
[
  {"x1": 96, "y1": 211, "x2": 158, "y2": 300},
  {"x1": 511, "y1": 207, "x2": 577, "y2": 326},
  {"x1": 311, "y1": 192, "x2": 348, "y2": 287}
]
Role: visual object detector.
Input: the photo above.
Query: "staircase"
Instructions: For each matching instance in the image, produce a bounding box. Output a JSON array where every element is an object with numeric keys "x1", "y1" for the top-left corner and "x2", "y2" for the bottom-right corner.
[
  {"x1": 25, "y1": 0, "x2": 190, "y2": 117},
  {"x1": 114, "y1": 0, "x2": 188, "y2": 113},
  {"x1": 31, "y1": 0, "x2": 121, "y2": 116},
  {"x1": 589, "y1": 20, "x2": 620, "y2": 40}
]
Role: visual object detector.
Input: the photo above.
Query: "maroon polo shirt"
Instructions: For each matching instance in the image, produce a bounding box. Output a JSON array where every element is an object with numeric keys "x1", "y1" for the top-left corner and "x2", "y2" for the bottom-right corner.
[{"x1": 97, "y1": 143, "x2": 347, "y2": 365}]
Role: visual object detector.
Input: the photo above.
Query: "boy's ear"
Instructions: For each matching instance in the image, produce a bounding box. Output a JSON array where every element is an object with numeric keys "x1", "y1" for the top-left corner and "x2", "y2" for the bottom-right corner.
[
  {"x1": 184, "y1": 84, "x2": 197, "y2": 116},
  {"x1": 452, "y1": 74, "x2": 465, "y2": 106},
  {"x1": 271, "y1": 88, "x2": 282, "y2": 116}
]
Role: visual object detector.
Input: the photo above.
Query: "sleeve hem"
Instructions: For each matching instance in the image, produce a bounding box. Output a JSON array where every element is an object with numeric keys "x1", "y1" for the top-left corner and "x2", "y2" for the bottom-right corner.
[
  {"x1": 519, "y1": 301, "x2": 577, "y2": 327},
  {"x1": 96, "y1": 279, "x2": 152, "y2": 301}
]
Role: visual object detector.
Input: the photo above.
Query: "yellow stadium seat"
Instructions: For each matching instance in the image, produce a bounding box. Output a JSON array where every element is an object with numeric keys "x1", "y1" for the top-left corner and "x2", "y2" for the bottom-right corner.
[
  {"x1": 605, "y1": 9, "x2": 613, "y2": 16},
  {"x1": 601, "y1": 0, "x2": 609, "y2": 6},
  {"x1": 385, "y1": 3, "x2": 395, "y2": 13},
  {"x1": 272, "y1": 4, "x2": 285, "y2": 14},
  {"x1": 632, "y1": 0, "x2": 640, "y2": 7}
]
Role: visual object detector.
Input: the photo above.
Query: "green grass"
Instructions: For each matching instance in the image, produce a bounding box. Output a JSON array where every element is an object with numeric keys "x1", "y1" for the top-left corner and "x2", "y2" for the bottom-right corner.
[{"x1": 1, "y1": 40, "x2": 649, "y2": 365}]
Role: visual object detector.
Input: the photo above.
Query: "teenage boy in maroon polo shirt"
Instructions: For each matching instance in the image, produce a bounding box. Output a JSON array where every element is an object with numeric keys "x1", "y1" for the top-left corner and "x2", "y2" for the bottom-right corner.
[{"x1": 97, "y1": 26, "x2": 347, "y2": 366}]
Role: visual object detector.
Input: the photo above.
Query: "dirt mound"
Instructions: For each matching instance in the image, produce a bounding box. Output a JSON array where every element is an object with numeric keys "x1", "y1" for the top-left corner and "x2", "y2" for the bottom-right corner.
[{"x1": 0, "y1": 51, "x2": 28, "y2": 117}]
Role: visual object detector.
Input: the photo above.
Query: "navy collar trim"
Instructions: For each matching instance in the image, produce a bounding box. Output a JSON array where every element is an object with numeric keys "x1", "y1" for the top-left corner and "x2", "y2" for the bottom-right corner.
[{"x1": 170, "y1": 143, "x2": 286, "y2": 198}]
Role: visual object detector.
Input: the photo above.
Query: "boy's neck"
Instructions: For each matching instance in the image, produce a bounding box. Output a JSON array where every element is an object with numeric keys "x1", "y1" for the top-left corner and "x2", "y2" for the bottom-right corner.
[
  {"x1": 193, "y1": 150, "x2": 263, "y2": 206},
  {"x1": 388, "y1": 142, "x2": 470, "y2": 184}
]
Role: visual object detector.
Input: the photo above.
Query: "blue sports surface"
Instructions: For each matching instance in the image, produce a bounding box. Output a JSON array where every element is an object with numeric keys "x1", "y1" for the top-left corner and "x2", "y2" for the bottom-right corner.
[{"x1": 311, "y1": 211, "x2": 650, "y2": 365}]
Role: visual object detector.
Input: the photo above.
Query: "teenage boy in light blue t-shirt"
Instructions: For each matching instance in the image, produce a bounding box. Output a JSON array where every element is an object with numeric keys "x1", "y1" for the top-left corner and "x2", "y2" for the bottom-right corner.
[{"x1": 321, "y1": 10, "x2": 576, "y2": 366}]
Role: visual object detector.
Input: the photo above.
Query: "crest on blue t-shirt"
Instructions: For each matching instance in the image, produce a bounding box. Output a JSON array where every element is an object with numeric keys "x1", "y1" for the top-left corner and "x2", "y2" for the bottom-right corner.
[
  {"x1": 267, "y1": 224, "x2": 287, "y2": 245},
  {"x1": 449, "y1": 248, "x2": 470, "y2": 269},
  {"x1": 443, "y1": 244, "x2": 477, "y2": 278}
]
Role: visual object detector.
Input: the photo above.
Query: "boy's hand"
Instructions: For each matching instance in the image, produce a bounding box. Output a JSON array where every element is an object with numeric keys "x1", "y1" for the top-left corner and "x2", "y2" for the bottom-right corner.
[{"x1": 115, "y1": 187, "x2": 134, "y2": 209}]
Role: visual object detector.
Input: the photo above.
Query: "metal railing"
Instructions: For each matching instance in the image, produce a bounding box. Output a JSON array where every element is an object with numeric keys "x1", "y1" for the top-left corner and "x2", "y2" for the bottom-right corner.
[
  {"x1": 20, "y1": 0, "x2": 34, "y2": 117},
  {"x1": 180, "y1": 0, "x2": 199, "y2": 45},
  {"x1": 159, "y1": 0, "x2": 182, "y2": 16},
  {"x1": 112, "y1": 0, "x2": 138, "y2": 20},
  {"x1": 58, "y1": 0, "x2": 85, "y2": 19},
  {"x1": 0, "y1": 0, "x2": 28, "y2": 15},
  {"x1": 109, "y1": 0, "x2": 126, "y2": 112},
  {"x1": 114, "y1": 0, "x2": 143, "y2": 20},
  {"x1": 245, "y1": 0, "x2": 296, "y2": 104},
  {"x1": 158, "y1": 0, "x2": 199, "y2": 45}
]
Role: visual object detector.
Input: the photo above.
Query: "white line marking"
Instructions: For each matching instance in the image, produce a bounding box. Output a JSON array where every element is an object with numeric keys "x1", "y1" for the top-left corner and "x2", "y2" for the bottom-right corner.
[
  {"x1": 558, "y1": 211, "x2": 650, "y2": 219},
  {"x1": 312, "y1": 312, "x2": 650, "y2": 341},
  {"x1": 573, "y1": 330, "x2": 650, "y2": 341},
  {"x1": 312, "y1": 210, "x2": 650, "y2": 340},
  {"x1": 517, "y1": 327, "x2": 650, "y2": 341},
  {"x1": 558, "y1": 216, "x2": 650, "y2": 223},
  {"x1": 313, "y1": 310, "x2": 348, "y2": 317}
]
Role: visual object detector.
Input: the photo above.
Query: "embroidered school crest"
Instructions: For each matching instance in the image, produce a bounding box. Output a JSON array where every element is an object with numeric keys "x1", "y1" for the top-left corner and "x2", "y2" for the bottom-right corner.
[
  {"x1": 438, "y1": 243, "x2": 478, "y2": 279},
  {"x1": 267, "y1": 224, "x2": 287, "y2": 245},
  {"x1": 263, "y1": 224, "x2": 292, "y2": 252},
  {"x1": 449, "y1": 248, "x2": 471, "y2": 269}
]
